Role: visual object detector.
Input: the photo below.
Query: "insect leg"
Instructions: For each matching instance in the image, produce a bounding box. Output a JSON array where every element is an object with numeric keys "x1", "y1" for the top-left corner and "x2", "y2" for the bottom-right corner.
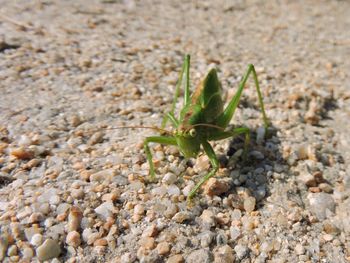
[
  {"x1": 216, "y1": 64, "x2": 269, "y2": 129},
  {"x1": 161, "y1": 54, "x2": 190, "y2": 128},
  {"x1": 144, "y1": 136, "x2": 177, "y2": 180},
  {"x1": 188, "y1": 140, "x2": 219, "y2": 200}
]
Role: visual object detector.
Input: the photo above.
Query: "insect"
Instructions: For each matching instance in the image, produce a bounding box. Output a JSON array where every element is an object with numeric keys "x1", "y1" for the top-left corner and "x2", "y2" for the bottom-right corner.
[{"x1": 143, "y1": 54, "x2": 269, "y2": 200}]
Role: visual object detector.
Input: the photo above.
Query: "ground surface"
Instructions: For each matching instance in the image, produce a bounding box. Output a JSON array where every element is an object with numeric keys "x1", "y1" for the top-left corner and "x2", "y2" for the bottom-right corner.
[{"x1": 0, "y1": 0, "x2": 350, "y2": 262}]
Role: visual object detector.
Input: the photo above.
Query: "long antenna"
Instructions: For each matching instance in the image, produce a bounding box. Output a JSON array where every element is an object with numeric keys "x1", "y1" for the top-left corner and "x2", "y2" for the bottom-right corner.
[{"x1": 80, "y1": 125, "x2": 172, "y2": 135}]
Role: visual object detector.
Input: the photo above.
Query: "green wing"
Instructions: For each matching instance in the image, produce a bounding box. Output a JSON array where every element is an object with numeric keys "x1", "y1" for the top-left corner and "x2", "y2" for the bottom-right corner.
[{"x1": 191, "y1": 68, "x2": 224, "y2": 122}]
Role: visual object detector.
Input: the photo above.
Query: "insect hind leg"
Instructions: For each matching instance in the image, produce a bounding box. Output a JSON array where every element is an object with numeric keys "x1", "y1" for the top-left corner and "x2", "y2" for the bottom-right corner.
[{"x1": 217, "y1": 64, "x2": 269, "y2": 130}]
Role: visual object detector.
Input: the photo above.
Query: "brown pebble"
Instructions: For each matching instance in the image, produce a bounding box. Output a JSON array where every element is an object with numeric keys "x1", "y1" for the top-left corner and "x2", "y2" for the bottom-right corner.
[
  {"x1": 156, "y1": 241, "x2": 170, "y2": 255},
  {"x1": 139, "y1": 237, "x2": 155, "y2": 250},
  {"x1": 68, "y1": 206, "x2": 83, "y2": 232},
  {"x1": 203, "y1": 178, "x2": 230, "y2": 196},
  {"x1": 167, "y1": 254, "x2": 184, "y2": 263},
  {"x1": 94, "y1": 238, "x2": 108, "y2": 247},
  {"x1": 10, "y1": 147, "x2": 34, "y2": 160}
]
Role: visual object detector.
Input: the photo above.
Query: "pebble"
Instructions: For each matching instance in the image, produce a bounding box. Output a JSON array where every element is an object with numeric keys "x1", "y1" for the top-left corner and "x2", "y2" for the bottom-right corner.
[
  {"x1": 95, "y1": 201, "x2": 116, "y2": 219},
  {"x1": 243, "y1": 196, "x2": 256, "y2": 213},
  {"x1": 167, "y1": 254, "x2": 184, "y2": 263},
  {"x1": 10, "y1": 147, "x2": 34, "y2": 160},
  {"x1": 7, "y1": 245, "x2": 17, "y2": 256},
  {"x1": 139, "y1": 237, "x2": 155, "y2": 250},
  {"x1": 156, "y1": 241, "x2": 170, "y2": 255},
  {"x1": 187, "y1": 249, "x2": 213, "y2": 263},
  {"x1": 298, "y1": 171, "x2": 316, "y2": 187},
  {"x1": 22, "y1": 247, "x2": 34, "y2": 259},
  {"x1": 66, "y1": 231, "x2": 81, "y2": 247},
  {"x1": 30, "y1": 233, "x2": 43, "y2": 247},
  {"x1": 234, "y1": 244, "x2": 249, "y2": 260},
  {"x1": 90, "y1": 169, "x2": 117, "y2": 182},
  {"x1": 172, "y1": 211, "x2": 191, "y2": 223},
  {"x1": 162, "y1": 172, "x2": 177, "y2": 185},
  {"x1": 214, "y1": 245, "x2": 235, "y2": 263},
  {"x1": 167, "y1": 184, "x2": 181, "y2": 196},
  {"x1": 200, "y1": 209, "x2": 216, "y2": 227},
  {"x1": 295, "y1": 244, "x2": 304, "y2": 255},
  {"x1": 94, "y1": 238, "x2": 108, "y2": 246},
  {"x1": 134, "y1": 204, "x2": 145, "y2": 215},
  {"x1": 204, "y1": 178, "x2": 230, "y2": 196},
  {"x1": 308, "y1": 193, "x2": 335, "y2": 220},
  {"x1": 36, "y1": 239, "x2": 61, "y2": 261},
  {"x1": 68, "y1": 206, "x2": 83, "y2": 232},
  {"x1": 142, "y1": 224, "x2": 158, "y2": 237},
  {"x1": 229, "y1": 226, "x2": 241, "y2": 240},
  {"x1": 200, "y1": 231, "x2": 214, "y2": 248}
]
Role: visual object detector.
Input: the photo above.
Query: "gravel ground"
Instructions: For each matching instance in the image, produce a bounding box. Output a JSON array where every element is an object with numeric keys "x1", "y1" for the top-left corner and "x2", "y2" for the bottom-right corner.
[{"x1": 0, "y1": 0, "x2": 350, "y2": 262}]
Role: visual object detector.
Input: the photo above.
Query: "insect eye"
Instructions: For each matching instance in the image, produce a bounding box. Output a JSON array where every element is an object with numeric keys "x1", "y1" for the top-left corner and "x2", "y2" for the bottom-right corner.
[{"x1": 189, "y1": 129, "x2": 197, "y2": 137}]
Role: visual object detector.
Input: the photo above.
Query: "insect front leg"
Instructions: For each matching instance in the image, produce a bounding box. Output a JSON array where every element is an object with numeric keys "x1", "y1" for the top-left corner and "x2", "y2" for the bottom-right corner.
[
  {"x1": 216, "y1": 64, "x2": 269, "y2": 130},
  {"x1": 161, "y1": 54, "x2": 191, "y2": 128},
  {"x1": 188, "y1": 140, "x2": 219, "y2": 200},
  {"x1": 144, "y1": 136, "x2": 177, "y2": 181}
]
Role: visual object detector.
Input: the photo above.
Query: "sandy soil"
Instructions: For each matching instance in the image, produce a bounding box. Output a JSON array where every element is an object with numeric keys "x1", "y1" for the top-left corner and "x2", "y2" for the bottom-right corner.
[{"x1": 0, "y1": 0, "x2": 350, "y2": 262}]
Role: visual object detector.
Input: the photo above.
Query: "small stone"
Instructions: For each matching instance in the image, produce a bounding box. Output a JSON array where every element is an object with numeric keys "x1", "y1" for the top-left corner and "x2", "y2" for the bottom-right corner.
[
  {"x1": 134, "y1": 204, "x2": 145, "y2": 215},
  {"x1": 68, "y1": 206, "x2": 83, "y2": 232},
  {"x1": 167, "y1": 254, "x2": 184, "y2": 263},
  {"x1": 49, "y1": 195, "x2": 61, "y2": 205},
  {"x1": 323, "y1": 234, "x2": 333, "y2": 242},
  {"x1": 162, "y1": 172, "x2": 177, "y2": 185},
  {"x1": 164, "y1": 203, "x2": 178, "y2": 218},
  {"x1": 172, "y1": 211, "x2": 191, "y2": 223},
  {"x1": 319, "y1": 183, "x2": 333, "y2": 193},
  {"x1": 29, "y1": 212, "x2": 44, "y2": 223},
  {"x1": 156, "y1": 241, "x2": 170, "y2": 255},
  {"x1": 243, "y1": 196, "x2": 256, "y2": 213},
  {"x1": 36, "y1": 239, "x2": 61, "y2": 261},
  {"x1": 90, "y1": 169, "x2": 117, "y2": 182},
  {"x1": 7, "y1": 245, "x2": 17, "y2": 256},
  {"x1": 66, "y1": 231, "x2": 81, "y2": 247},
  {"x1": 200, "y1": 209, "x2": 216, "y2": 227},
  {"x1": 22, "y1": 247, "x2": 34, "y2": 259},
  {"x1": 95, "y1": 201, "x2": 116, "y2": 219},
  {"x1": 323, "y1": 221, "x2": 340, "y2": 234},
  {"x1": 88, "y1": 132, "x2": 104, "y2": 145},
  {"x1": 204, "y1": 178, "x2": 230, "y2": 196},
  {"x1": 295, "y1": 244, "x2": 304, "y2": 255},
  {"x1": 187, "y1": 249, "x2": 213, "y2": 263},
  {"x1": 256, "y1": 127, "x2": 266, "y2": 144},
  {"x1": 234, "y1": 244, "x2": 249, "y2": 259},
  {"x1": 229, "y1": 226, "x2": 241, "y2": 240},
  {"x1": 71, "y1": 188, "x2": 85, "y2": 199},
  {"x1": 214, "y1": 245, "x2": 234, "y2": 263},
  {"x1": 94, "y1": 238, "x2": 108, "y2": 246},
  {"x1": 142, "y1": 224, "x2": 158, "y2": 237},
  {"x1": 139, "y1": 237, "x2": 155, "y2": 250},
  {"x1": 167, "y1": 184, "x2": 181, "y2": 196},
  {"x1": 30, "y1": 233, "x2": 43, "y2": 247},
  {"x1": 200, "y1": 232, "x2": 214, "y2": 248},
  {"x1": 308, "y1": 193, "x2": 335, "y2": 220},
  {"x1": 10, "y1": 147, "x2": 34, "y2": 160},
  {"x1": 0, "y1": 236, "x2": 9, "y2": 261},
  {"x1": 298, "y1": 171, "x2": 316, "y2": 187}
]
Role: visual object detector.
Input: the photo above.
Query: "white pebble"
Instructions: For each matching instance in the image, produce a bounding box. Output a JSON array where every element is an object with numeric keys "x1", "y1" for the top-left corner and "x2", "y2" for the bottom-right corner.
[{"x1": 31, "y1": 233, "x2": 43, "y2": 247}]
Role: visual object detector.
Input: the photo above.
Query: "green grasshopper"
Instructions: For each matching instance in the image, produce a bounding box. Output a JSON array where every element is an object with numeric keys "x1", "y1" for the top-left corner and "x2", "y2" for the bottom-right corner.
[{"x1": 143, "y1": 54, "x2": 269, "y2": 200}]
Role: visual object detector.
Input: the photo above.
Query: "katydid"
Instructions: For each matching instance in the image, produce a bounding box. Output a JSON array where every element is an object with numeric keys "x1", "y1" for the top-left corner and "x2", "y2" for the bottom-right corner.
[{"x1": 144, "y1": 54, "x2": 269, "y2": 200}]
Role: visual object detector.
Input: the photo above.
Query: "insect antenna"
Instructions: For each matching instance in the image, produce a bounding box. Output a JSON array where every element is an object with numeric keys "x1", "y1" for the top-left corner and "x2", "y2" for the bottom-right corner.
[{"x1": 79, "y1": 125, "x2": 172, "y2": 136}]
